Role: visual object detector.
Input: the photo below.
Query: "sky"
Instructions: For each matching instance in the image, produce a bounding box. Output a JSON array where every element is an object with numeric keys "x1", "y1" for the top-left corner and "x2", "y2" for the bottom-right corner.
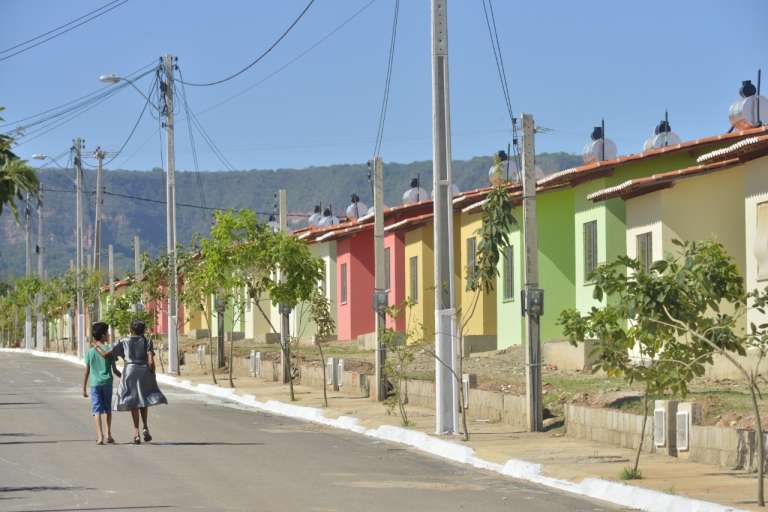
[{"x1": 1, "y1": 0, "x2": 767, "y2": 172}]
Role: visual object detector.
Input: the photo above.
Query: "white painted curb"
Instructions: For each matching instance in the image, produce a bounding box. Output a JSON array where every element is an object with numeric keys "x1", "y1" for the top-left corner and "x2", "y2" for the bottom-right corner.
[{"x1": 1, "y1": 348, "x2": 746, "y2": 512}]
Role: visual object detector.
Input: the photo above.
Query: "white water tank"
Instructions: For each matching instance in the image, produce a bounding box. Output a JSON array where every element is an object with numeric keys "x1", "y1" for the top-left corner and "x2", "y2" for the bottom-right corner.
[
  {"x1": 402, "y1": 178, "x2": 428, "y2": 205},
  {"x1": 729, "y1": 80, "x2": 768, "y2": 130},
  {"x1": 583, "y1": 126, "x2": 617, "y2": 163},
  {"x1": 643, "y1": 120, "x2": 682, "y2": 151},
  {"x1": 267, "y1": 215, "x2": 279, "y2": 233},
  {"x1": 317, "y1": 208, "x2": 339, "y2": 227},
  {"x1": 307, "y1": 206, "x2": 322, "y2": 227},
  {"x1": 345, "y1": 195, "x2": 368, "y2": 221}
]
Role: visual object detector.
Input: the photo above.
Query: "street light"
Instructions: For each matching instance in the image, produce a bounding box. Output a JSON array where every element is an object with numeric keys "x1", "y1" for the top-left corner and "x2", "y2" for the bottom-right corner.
[{"x1": 99, "y1": 57, "x2": 180, "y2": 376}]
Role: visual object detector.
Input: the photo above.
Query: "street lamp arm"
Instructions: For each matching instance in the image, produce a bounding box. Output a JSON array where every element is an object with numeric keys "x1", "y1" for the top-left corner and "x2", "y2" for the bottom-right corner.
[{"x1": 99, "y1": 73, "x2": 160, "y2": 112}]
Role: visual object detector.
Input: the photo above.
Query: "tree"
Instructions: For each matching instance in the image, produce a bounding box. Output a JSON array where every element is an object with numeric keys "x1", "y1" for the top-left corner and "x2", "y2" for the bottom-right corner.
[
  {"x1": 559, "y1": 240, "x2": 746, "y2": 482},
  {"x1": 0, "y1": 107, "x2": 38, "y2": 220},
  {"x1": 308, "y1": 290, "x2": 336, "y2": 408}
]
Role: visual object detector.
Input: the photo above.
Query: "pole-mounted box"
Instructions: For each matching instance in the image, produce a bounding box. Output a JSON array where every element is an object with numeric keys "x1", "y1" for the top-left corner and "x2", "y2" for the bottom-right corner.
[{"x1": 521, "y1": 288, "x2": 544, "y2": 317}]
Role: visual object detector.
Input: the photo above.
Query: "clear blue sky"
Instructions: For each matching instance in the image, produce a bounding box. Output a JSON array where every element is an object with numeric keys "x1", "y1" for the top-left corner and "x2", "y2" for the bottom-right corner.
[{"x1": 2, "y1": 0, "x2": 766, "y2": 172}]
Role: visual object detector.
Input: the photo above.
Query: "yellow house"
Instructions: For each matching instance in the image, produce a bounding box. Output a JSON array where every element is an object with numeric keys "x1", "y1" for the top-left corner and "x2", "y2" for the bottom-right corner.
[
  {"x1": 401, "y1": 216, "x2": 436, "y2": 342},
  {"x1": 458, "y1": 209, "x2": 497, "y2": 352}
]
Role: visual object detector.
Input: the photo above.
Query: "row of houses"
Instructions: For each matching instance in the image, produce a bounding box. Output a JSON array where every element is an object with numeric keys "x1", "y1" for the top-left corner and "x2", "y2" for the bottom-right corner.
[
  {"x1": 286, "y1": 125, "x2": 768, "y2": 353},
  {"x1": 49, "y1": 90, "x2": 768, "y2": 352}
]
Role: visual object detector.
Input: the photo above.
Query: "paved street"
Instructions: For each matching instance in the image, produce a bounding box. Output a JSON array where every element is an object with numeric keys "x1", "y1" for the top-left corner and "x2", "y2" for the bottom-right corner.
[{"x1": 0, "y1": 353, "x2": 622, "y2": 512}]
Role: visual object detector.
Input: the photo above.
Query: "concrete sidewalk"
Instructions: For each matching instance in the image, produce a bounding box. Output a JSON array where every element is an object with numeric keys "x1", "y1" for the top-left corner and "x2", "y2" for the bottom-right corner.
[{"x1": 176, "y1": 361, "x2": 757, "y2": 512}]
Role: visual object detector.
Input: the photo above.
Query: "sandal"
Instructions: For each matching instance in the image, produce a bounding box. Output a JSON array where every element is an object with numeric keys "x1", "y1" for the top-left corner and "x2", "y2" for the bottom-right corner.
[
  {"x1": 106, "y1": 437, "x2": 115, "y2": 444},
  {"x1": 96, "y1": 439, "x2": 104, "y2": 445},
  {"x1": 133, "y1": 435, "x2": 141, "y2": 445},
  {"x1": 142, "y1": 428, "x2": 152, "y2": 442}
]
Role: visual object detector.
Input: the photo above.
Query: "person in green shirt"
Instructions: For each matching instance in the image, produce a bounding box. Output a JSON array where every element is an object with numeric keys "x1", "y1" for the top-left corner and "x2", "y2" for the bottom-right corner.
[{"x1": 82, "y1": 322, "x2": 121, "y2": 445}]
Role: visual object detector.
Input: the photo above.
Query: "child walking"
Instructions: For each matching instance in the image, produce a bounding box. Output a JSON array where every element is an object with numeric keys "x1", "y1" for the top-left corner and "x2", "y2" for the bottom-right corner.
[{"x1": 83, "y1": 322, "x2": 121, "y2": 445}]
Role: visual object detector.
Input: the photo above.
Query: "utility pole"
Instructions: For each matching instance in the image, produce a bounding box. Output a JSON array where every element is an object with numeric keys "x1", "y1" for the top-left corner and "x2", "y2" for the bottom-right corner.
[
  {"x1": 74, "y1": 138, "x2": 85, "y2": 358},
  {"x1": 162, "y1": 54, "x2": 180, "y2": 375},
  {"x1": 133, "y1": 235, "x2": 141, "y2": 280},
  {"x1": 24, "y1": 194, "x2": 33, "y2": 350},
  {"x1": 278, "y1": 189, "x2": 291, "y2": 384},
  {"x1": 372, "y1": 157, "x2": 388, "y2": 401},
  {"x1": 108, "y1": 244, "x2": 115, "y2": 340},
  {"x1": 92, "y1": 148, "x2": 105, "y2": 320},
  {"x1": 521, "y1": 113, "x2": 543, "y2": 432},
  {"x1": 35, "y1": 188, "x2": 45, "y2": 350},
  {"x1": 431, "y1": 0, "x2": 459, "y2": 435}
]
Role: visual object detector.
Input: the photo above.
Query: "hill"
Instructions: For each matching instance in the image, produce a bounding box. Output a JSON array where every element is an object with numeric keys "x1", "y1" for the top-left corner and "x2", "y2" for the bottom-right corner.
[{"x1": 0, "y1": 152, "x2": 581, "y2": 279}]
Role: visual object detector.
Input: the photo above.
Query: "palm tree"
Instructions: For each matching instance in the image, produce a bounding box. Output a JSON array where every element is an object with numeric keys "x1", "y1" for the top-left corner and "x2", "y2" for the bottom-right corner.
[{"x1": 0, "y1": 107, "x2": 39, "y2": 220}]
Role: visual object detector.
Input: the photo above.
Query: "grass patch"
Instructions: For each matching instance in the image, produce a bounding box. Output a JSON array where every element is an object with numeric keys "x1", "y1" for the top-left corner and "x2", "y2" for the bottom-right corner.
[{"x1": 620, "y1": 467, "x2": 642, "y2": 480}]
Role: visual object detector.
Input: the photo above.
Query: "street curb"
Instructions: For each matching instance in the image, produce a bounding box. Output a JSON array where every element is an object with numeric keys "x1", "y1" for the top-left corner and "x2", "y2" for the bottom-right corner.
[{"x1": 2, "y1": 348, "x2": 747, "y2": 512}]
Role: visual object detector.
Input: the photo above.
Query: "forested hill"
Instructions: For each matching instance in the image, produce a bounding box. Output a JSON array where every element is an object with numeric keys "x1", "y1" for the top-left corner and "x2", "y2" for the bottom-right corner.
[{"x1": 0, "y1": 152, "x2": 581, "y2": 279}]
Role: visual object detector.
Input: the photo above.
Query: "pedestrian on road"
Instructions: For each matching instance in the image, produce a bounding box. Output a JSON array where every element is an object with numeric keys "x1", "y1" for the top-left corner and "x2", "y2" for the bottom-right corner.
[
  {"x1": 92, "y1": 319, "x2": 168, "y2": 445},
  {"x1": 83, "y1": 321, "x2": 121, "y2": 445}
]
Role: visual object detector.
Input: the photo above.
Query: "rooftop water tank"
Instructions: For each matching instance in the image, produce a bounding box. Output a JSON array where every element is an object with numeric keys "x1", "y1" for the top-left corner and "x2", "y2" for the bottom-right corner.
[
  {"x1": 345, "y1": 194, "x2": 368, "y2": 221},
  {"x1": 729, "y1": 80, "x2": 767, "y2": 130},
  {"x1": 431, "y1": 183, "x2": 460, "y2": 198},
  {"x1": 267, "y1": 214, "x2": 279, "y2": 233},
  {"x1": 402, "y1": 178, "x2": 428, "y2": 205},
  {"x1": 582, "y1": 126, "x2": 617, "y2": 163},
  {"x1": 307, "y1": 205, "x2": 322, "y2": 227},
  {"x1": 317, "y1": 207, "x2": 339, "y2": 227},
  {"x1": 643, "y1": 120, "x2": 682, "y2": 150}
]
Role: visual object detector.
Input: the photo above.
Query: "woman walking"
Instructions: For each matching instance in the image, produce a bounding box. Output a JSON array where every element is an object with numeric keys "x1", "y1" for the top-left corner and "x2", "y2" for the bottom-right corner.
[{"x1": 92, "y1": 319, "x2": 167, "y2": 444}]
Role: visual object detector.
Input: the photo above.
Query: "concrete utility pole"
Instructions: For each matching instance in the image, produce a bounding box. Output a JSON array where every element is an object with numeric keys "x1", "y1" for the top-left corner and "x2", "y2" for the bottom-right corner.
[
  {"x1": 431, "y1": 0, "x2": 459, "y2": 435},
  {"x1": 92, "y1": 148, "x2": 105, "y2": 320},
  {"x1": 162, "y1": 54, "x2": 180, "y2": 375},
  {"x1": 133, "y1": 235, "x2": 141, "y2": 280},
  {"x1": 372, "y1": 157, "x2": 388, "y2": 401},
  {"x1": 35, "y1": 188, "x2": 45, "y2": 350},
  {"x1": 108, "y1": 244, "x2": 115, "y2": 340},
  {"x1": 521, "y1": 113, "x2": 543, "y2": 432},
  {"x1": 74, "y1": 138, "x2": 85, "y2": 358},
  {"x1": 24, "y1": 194, "x2": 33, "y2": 350},
  {"x1": 278, "y1": 189, "x2": 291, "y2": 384}
]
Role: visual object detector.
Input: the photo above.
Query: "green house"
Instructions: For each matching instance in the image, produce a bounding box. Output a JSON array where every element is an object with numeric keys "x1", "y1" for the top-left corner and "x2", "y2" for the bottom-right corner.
[{"x1": 495, "y1": 126, "x2": 768, "y2": 349}]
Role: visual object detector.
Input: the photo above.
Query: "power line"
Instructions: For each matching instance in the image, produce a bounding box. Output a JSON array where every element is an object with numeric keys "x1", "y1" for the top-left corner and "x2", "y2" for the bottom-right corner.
[
  {"x1": 176, "y1": 72, "x2": 206, "y2": 208},
  {"x1": 372, "y1": 0, "x2": 400, "y2": 160},
  {"x1": 198, "y1": 0, "x2": 378, "y2": 115},
  {"x1": 177, "y1": 0, "x2": 316, "y2": 87},
  {"x1": 0, "y1": 62, "x2": 156, "y2": 129},
  {"x1": 103, "y1": 73, "x2": 160, "y2": 165},
  {"x1": 0, "y1": 0, "x2": 129, "y2": 63}
]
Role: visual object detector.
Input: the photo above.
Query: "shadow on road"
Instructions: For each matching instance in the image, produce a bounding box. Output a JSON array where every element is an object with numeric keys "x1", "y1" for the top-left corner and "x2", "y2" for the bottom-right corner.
[
  {"x1": 0, "y1": 486, "x2": 94, "y2": 493},
  {"x1": 6, "y1": 507, "x2": 172, "y2": 512},
  {"x1": 0, "y1": 440, "x2": 92, "y2": 445},
  {"x1": 152, "y1": 441, "x2": 265, "y2": 446}
]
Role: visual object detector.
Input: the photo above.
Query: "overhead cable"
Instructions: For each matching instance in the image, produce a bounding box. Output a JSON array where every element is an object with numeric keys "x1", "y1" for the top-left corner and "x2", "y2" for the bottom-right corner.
[
  {"x1": 0, "y1": 0, "x2": 130, "y2": 63},
  {"x1": 177, "y1": 0, "x2": 316, "y2": 87},
  {"x1": 199, "y1": 0, "x2": 378, "y2": 114},
  {"x1": 372, "y1": 0, "x2": 400, "y2": 160}
]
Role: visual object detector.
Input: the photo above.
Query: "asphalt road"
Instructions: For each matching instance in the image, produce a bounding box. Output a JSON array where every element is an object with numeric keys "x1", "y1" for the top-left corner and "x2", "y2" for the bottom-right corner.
[{"x1": 0, "y1": 352, "x2": 623, "y2": 512}]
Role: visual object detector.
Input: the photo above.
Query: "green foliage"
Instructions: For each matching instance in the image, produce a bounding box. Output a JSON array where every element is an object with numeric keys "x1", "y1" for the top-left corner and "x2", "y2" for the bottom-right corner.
[
  {"x1": 0, "y1": 107, "x2": 39, "y2": 220},
  {"x1": 469, "y1": 174, "x2": 517, "y2": 293},
  {"x1": 620, "y1": 467, "x2": 642, "y2": 480},
  {"x1": 382, "y1": 300, "x2": 424, "y2": 426},
  {"x1": 559, "y1": 240, "x2": 745, "y2": 398},
  {"x1": 102, "y1": 283, "x2": 154, "y2": 336}
]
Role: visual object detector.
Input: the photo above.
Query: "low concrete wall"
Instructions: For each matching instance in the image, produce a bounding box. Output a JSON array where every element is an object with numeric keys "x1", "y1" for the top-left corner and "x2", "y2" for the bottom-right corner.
[
  {"x1": 565, "y1": 404, "x2": 654, "y2": 453},
  {"x1": 463, "y1": 335, "x2": 497, "y2": 355},
  {"x1": 543, "y1": 340, "x2": 596, "y2": 371},
  {"x1": 688, "y1": 425, "x2": 741, "y2": 468}
]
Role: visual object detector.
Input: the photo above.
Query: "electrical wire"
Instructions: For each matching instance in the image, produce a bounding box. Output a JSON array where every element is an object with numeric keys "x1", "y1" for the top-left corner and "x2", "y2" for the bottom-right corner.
[
  {"x1": 199, "y1": 0, "x2": 378, "y2": 115},
  {"x1": 0, "y1": 0, "x2": 129, "y2": 63},
  {"x1": 176, "y1": 71, "x2": 206, "y2": 208},
  {"x1": 371, "y1": 0, "x2": 400, "y2": 161},
  {"x1": 102, "y1": 73, "x2": 160, "y2": 165},
  {"x1": 177, "y1": 0, "x2": 316, "y2": 87},
  {"x1": 0, "y1": 62, "x2": 156, "y2": 129}
]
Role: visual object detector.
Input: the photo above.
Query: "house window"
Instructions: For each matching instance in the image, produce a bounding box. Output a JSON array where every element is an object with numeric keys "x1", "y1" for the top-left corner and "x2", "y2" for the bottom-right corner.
[
  {"x1": 409, "y1": 256, "x2": 418, "y2": 303},
  {"x1": 636, "y1": 232, "x2": 653, "y2": 273},
  {"x1": 466, "y1": 237, "x2": 477, "y2": 288},
  {"x1": 757, "y1": 202, "x2": 768, "y2": 280},
  {"x1": 384, "y1": 247, "x2": 391, "y2": 290},
  {"x1": 340, "y1": 263, "x2": 348, "y2": 304},
  {"x1": 583, "y1": 220, "x2": 598, "y2": 281},
  {"x1": 503, "y1": 245, "x2": 514, "y2": 301}
]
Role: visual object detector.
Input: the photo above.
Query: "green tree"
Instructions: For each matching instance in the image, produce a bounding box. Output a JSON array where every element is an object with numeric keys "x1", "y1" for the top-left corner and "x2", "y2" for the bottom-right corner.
[
  {"x1": 0, "y1": 107, "x2": 39, "y2": 220},
  {"x1": 559, "y1": 240, "x2": 746, "y2": 481}
]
